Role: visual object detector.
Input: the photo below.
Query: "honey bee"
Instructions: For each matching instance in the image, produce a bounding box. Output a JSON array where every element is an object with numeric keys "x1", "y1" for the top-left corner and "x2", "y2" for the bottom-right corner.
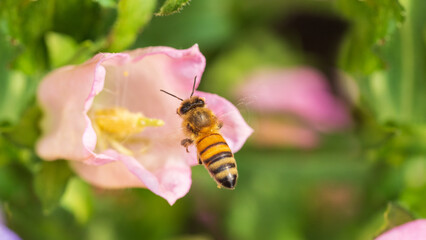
[{"x1": 161, "y1": 77, "x2": 238, "y2": 189}]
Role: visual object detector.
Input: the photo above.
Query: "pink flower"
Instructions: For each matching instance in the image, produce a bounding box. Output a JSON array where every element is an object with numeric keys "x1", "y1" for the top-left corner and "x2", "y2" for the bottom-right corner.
[
  {"x1": 235, "y1": 68, "x2": 351, "y2": 148},
  {"x1": 36, "y1": 45, "x2": 253, "y2": 205},
  {"x1": 250, "y1": 117, "x2": 319, "y2": 149},
  {"x1": 375, "y1": 219, "x2": 426, "y2": 240}
]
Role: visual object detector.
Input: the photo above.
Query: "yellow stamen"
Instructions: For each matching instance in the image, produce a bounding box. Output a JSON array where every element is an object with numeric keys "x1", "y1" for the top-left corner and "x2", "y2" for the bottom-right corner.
[
  {"x1": 94, "y1": 107, "x2": 164, "y2": 139},
  {"x1": 91, "y1": 107, "x2": 164, "y2": 155}
]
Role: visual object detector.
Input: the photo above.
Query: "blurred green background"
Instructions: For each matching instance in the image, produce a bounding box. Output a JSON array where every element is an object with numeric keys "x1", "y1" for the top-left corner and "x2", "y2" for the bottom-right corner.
[{"x1": 0, "y1": 0, "x2": 425, "y2": 239}]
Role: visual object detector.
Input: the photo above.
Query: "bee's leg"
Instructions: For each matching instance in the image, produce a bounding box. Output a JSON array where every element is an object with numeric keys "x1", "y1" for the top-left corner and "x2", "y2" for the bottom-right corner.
[
  {"x1": 198, "y1": 155, "x2": 202, "y2": 165},
  {"x1": 181, "y1": 138, "x2": 193, "y2": 152}
]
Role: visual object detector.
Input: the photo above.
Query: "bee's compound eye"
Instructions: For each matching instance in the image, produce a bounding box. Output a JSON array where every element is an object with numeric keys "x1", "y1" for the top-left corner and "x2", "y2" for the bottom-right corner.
[{"x1": 180, "y1": 104, "x2": 191, "y2": 115}]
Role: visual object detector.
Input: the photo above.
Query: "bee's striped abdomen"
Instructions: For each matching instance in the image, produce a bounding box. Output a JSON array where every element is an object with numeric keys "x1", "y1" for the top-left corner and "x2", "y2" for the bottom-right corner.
[{"x1": 196, "y1": 133, "x2": 238, "y2": 189}]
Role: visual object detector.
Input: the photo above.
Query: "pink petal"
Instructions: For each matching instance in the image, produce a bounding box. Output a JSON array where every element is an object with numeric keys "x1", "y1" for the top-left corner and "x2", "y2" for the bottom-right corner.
[
  {"x1": 37, "y1": 60, "x2": 100, "y2": 161},
  {"x1": 197, "y1": 91, "x2": 254, "y2": 153},
  {"x1": 71, "y1": 153, "x2": 191, "y2": 205},
  {"x1": 128, "y1": 45, "x2": 205, "y2": 94},
  {"x1": 236, "y1": 68, "x2": 351, "y2": 132},
  {"x1": 375, "y1": 219, "x2": 426, "y2": 240}
]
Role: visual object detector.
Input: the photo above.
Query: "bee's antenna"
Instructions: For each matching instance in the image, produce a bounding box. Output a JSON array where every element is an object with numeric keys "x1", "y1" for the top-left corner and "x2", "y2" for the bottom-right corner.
[
  {"x1": 190, "y1": 76, "x2": 197, "y2": 98},
  {"x1": 160, "y1": 89, "x2": 184, "y2": 101}
]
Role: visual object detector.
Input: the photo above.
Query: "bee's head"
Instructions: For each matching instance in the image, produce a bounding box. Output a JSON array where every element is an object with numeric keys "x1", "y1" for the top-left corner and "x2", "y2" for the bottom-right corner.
[
  {"x1": 160, "y1": 76, "x2": 204, "y2": 115},
  {"x1": 178, "y1": 96, "x2": 205, "y2": 115}
]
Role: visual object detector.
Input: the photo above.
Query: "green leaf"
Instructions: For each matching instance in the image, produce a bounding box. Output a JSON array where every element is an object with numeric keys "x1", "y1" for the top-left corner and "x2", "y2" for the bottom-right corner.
[
  {"x1": 0, "y1": 0, "x2": 56, "y2": 74},
  {"x1": 45, "y1": 32, "x2": 100, "y2": 68},
  {"x1": 155, "y1": 0, "x2": 191, "y2": 16},
  {"x1": 336, "y1": 0, "x2": 404, "y2": 74},
  {"x1": 0, "y1": 71, "x2": 38, "y2": 126},
  {"x1": 34, "y1": 160, "x2": 73, "y2": 213},
  {"x1": 135, "y1": 0, "x2": 234, "y2": 51},
  {"x1": 94, "y1": 0, "x2": 118, "y2": 8},
  {"x1": 107, "y1": 0, "x2": 157, "y2": 52},
  {"x1": 357, "y1": 0, "x2": 426, "y2": 124},
  {"x1": 0, "y1": 24, "x2": 35, "y2": 126},
  {"x1": 0, "y1": 20, "x2": 16, "y2": 76},
  {"x1": 0, "y1": 136, "x2": 19, "y2": 167},
  {"x1": 376, "y1": 202, "x2": 414, "y2": 236},
  {"x1": 400, "y1": 185, "x2": 426, "y2": 218},
  {"x1": 51, "y1": 0, "x2": 104, "y2": 42},
  {"x1": 46, "y1": 32, "x2": 80, "y2": 68},
  {"x1": 0, "y1": 24, "x2": 40, "y2": 131},
  {"x1": 60, "y1": 177, "x2": 93, "y2": 224},
  {"x1": 403, "y1": 155, "x2": 426, "y2": 189},
  {"x1": 0, "y1": 27, "x2": 18, "y2": 124},
  {"x1": 399, "y1": 155, "x2": 426, "y2": 218},
  {"x1": 0, "y1": 0, "x2": 107, "y2": 74},
  {"x1": 2, "y1": 104, "x2": 41, "y2": 148}
]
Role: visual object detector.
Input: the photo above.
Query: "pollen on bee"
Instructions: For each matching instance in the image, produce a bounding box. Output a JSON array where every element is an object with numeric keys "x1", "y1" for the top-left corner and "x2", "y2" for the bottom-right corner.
[{"x1": 91, "y1": 107, "x2": 164, "y2": 155}]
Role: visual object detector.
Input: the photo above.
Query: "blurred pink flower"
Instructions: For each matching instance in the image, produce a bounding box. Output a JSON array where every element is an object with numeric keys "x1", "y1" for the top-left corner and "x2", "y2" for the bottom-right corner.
[
  {"x1": 250, "y1": 117, "x2": 319, "y2": 149},
  {"x1": 36, "y1": 45, "x2": 252, "y2": 205},
  {"x1": 236, "y1": 68, "x2": 351, "y2": 148},
  {"x1": 375, "y1": 219, "x2": 426, "y2": 240},
  {"x1": 237, "y1": 68, "x2": 351, "y2": 131}
]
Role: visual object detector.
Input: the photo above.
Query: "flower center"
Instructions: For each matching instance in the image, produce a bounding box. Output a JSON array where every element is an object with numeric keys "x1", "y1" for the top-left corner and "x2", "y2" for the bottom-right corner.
[{"x1": 91, "y1": 107, "x2": 164, "y2": 156}]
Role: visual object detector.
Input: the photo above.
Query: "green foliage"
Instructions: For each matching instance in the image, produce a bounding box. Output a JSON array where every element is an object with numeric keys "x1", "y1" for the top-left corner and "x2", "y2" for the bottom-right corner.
[
  {"x1": 376, "y1": 203, "x2": 414, "y2": 236},
  {"x1": 50, "y1": 0, "x2": 104, "y2": 41},
  {"x1": 2, "y1": 104, "x2": 41, "y2": 148},
  {"x1": 45, "y1": 32, "x2": 103, "y2": 68},
  {"x1": 94, "y1": 0, "x2": 118, "y2": 8},
  {"x1": 136, "y1": 0, "x2": 235, "y2": 51},
  {"x1": 0, "y1": 23, "x2": 16, "y2": 79},
  {"x1": 336, "y1": 0, "x2": 404, "y2": 74},
  {"x1": 364, "y1": 0, "x2": 426, "y2": 124},
  {"x1": 0, "y1": 72, "x2": 37, "y2": 126},
  {"x1": 356, "y1": 203, "x2": 414, "y2": 240},
  {"x1": 34, "y1": 161, "x2": 73, "y2": 213},
  {"x1": 60, "y1": 177, "x2": 94, "y2": 224},
  {"x1": 45, "y1": 32, "x2": 84, "y2": 68},
  {"x1": 155, "y1": 0, "x2": 191, "y2": 16},
  {"x1": 1, "y1": 163, "x2": 85, "y2": 240},
  {"x1": 0, "y1": 25, "x2": 36, "y2": 126},
  {"x1": 400, "y1": 186, "x2": 426, "y2": 218},
  {"x1": 399, "y1": 156, "x2": 426, "y2": 218},
  {"x1": 107, "y1": 0, "x2": 157, "y2": 52},
  {"x1": 0, "y1": 0, "x2": 55, "y2": 74}
]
